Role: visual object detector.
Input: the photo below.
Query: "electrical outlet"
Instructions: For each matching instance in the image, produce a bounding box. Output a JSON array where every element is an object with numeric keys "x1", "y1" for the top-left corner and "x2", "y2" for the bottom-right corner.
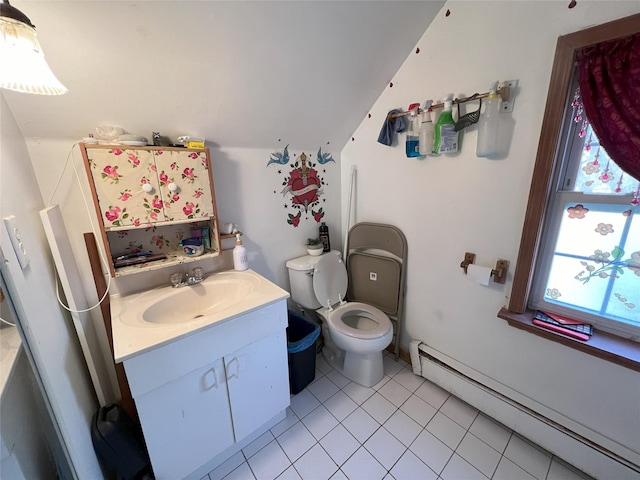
[
  {"x1": 3, "y1": 215, "x2": 30, "y2": 269},
  {"x1": 369, "y1": 272, "x2": 377, "y2": 281},
  {"x1": 501, "y1": 79, "x2": 518, "y2": 113}
]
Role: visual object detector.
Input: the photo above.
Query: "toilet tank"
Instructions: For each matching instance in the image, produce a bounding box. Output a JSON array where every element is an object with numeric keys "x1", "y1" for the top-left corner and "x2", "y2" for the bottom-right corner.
[{"x1": 285, "y1": 254, "x2": 322, "y2": 310}]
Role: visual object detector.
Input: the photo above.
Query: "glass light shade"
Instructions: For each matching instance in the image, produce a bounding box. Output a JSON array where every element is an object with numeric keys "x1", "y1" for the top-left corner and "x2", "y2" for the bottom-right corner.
[{"x1": 0, "y1": 16, "x2": 67, "y2": 95}]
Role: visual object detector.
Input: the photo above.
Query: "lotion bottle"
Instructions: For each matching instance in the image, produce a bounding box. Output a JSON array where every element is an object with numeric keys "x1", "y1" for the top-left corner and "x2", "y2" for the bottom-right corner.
[
  {"x1": 433, "y1": 94, "x2": 458, "y2": 155},
  {"x1": 233, "y1": 234, "x2": 248, "y2": 271},
  {"x1": 418, "y1": 100, "x2": 434, "y2": 156},
  {"x1": 477, "y1": 81, "x2": 501, "y2": 158}
]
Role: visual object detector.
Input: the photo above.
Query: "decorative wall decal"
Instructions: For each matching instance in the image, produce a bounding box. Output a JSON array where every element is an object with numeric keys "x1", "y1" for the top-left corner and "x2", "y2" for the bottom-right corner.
[
  {"x1": 268, "y1": 146, "x2": 334, "y2": 227},
  {"x1": 445, "y1": 9, "x2": 451, "y2": 16},
  {"x1": 568, "y1": 0, "x2": 577, "y2": 8}
]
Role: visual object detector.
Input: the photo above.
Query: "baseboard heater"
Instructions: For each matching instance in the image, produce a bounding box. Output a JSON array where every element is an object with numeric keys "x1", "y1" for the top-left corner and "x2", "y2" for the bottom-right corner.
[{"x1": 409, "y1": 340, "x2": 640, "y2": 479}]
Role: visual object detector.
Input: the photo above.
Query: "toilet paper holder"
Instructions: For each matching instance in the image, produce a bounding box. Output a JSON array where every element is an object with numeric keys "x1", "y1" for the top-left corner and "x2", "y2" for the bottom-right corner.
[{"x1": 460, "y1": 252, "x2": 509, "y2": 284}]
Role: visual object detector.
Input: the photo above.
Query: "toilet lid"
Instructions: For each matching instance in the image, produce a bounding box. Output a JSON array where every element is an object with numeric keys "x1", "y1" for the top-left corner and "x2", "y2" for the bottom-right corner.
[{"x1": 313, "y1": 253, "x2": 348, "y2": 308}]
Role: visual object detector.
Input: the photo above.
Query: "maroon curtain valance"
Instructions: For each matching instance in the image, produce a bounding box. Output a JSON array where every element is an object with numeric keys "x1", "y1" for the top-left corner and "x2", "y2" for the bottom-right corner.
[{"x1": 577, "y1": 33, "x2": 640, "y2": 181}]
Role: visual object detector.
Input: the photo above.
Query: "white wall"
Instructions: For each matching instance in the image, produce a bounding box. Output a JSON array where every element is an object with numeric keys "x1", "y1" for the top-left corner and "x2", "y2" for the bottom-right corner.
[
  {"x1": 0, "y1": 95, "x2": 103, "y2": 478},
  {"x1": 341, "y1": 0, "x2": 640, "y2": 468},
  {"x1": 25, "y1": 141, "x2": 342, "y2": 295}
]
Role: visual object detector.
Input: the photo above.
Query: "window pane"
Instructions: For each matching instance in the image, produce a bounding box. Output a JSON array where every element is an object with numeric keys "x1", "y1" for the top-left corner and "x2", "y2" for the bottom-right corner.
[{"x1": 544, "y1": 202, "x2": 640, "y2": 325}]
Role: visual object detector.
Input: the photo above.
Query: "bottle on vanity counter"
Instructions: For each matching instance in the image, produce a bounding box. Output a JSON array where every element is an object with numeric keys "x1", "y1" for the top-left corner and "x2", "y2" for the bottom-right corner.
[{"x1": 233, "y1": 234, "x2": 248, "y2": 271}]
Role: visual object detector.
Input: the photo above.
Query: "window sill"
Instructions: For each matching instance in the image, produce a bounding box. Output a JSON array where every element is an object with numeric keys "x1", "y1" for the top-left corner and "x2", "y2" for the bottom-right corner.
[{"x1": 497, "y1": 308, "x2": 640, "y2": 372}]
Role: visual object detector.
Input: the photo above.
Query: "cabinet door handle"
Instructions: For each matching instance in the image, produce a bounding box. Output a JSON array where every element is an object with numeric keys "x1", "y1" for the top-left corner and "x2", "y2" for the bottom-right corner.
[
  {"x1": 168, "y1": 182, "x2": 179, "y2": 192},
  {"x1": 202, "y1": 366, "x2": 218, "y2": 390},
  {"x1": 142, "y1": 183, "x2": 154, "y2": 193},
  {"x1": 226, "y1": 357, "x2": 240, "y2": 380}
]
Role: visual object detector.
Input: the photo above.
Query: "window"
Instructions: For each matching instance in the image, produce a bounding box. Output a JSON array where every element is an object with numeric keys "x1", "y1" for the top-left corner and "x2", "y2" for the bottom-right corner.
[
  {"x1": 530, "y1": 76, "x2": 640, "y2": 338},
  {"x1": 506, "y1": 14, "x2": 640, "y2": 345}
]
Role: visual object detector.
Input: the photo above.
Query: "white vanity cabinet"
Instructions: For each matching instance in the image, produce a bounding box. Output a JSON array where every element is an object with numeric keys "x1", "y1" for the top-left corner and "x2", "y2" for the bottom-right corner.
[{"x1": 121, "y1": 300, "x2": 290, "y2": 480}]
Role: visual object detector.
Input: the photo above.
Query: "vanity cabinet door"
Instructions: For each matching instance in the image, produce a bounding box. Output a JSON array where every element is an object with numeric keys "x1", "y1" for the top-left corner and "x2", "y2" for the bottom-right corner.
[
  {"x1": 225, "y1": 330, "x2": 290, "y2": 442},
  {"x1": 153, "y1": 149, "x2": 215, "y2": 222},
  {"x1": 134, "y1": 358, "x2": 234, "y2": 480},
  {"x1": 85, "y1": 147, "x2": 166, "y2": 228}
]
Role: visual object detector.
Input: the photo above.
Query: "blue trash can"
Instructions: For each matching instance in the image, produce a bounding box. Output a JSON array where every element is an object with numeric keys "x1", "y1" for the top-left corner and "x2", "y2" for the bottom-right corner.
[{"x1": 286, "y1": 310, "x2": 320, "y2": 394}]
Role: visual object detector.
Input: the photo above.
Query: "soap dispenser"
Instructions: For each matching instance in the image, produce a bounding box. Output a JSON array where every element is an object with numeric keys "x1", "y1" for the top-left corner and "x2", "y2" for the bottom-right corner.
[
  {"x1": 405, "y1": 103, "x2": 421, "y2": 158},
  {"x1": 433, "y1": 94, "x2": 458, "y2": 155},
  {"x1": 233, "y1": 234, "x2": 248, "y2": 271}
]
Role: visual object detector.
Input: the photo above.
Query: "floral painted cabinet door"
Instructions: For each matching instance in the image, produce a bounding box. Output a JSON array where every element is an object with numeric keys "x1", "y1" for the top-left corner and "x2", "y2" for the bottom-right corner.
[
  {"x1": 153, "y1": 150, "x2": 214, "y2": 222},
  {"x1": 86, "y1": 148, "x2": 166, "y2": 228}
]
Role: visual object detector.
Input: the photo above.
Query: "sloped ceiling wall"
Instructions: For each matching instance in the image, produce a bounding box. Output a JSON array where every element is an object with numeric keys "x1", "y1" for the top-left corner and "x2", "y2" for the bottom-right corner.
[{"x1": 3, "y1": 1, "x2": 444, "y2": 150}]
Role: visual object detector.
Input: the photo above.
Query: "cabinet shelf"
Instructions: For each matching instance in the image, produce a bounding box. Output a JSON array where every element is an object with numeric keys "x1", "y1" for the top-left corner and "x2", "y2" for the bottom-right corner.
[{"x1": 112, "y1": 250, "x2": 221, "y2": 277}]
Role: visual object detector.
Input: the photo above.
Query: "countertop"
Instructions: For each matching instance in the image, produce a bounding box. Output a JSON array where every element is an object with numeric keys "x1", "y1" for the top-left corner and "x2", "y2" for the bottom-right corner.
[{"x1": 110, "y1": 269, "x2": 289, "y2": 363}]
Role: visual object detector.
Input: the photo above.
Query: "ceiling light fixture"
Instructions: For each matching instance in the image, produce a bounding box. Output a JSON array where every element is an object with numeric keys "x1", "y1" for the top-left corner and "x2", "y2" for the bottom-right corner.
[{"x1": 0, "y1": 0, "x2": 67, "y2": 95}]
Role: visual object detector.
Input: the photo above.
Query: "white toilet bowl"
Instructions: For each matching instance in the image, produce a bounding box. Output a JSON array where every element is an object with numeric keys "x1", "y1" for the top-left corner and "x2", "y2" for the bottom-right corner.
[{"x1": 286, "y1": 252, "x2": 393, "y2": 387}]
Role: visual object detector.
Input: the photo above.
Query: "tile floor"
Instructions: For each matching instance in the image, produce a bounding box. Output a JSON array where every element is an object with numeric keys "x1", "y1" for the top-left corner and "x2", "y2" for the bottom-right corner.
[{"x1": 205, "y1": 351, "x2": 592, "y2": 480}]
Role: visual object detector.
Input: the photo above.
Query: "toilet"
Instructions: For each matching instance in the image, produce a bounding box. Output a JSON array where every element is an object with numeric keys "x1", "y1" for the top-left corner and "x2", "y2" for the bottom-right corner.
[{"x1": 286, "y1": 252, "x2": 393, "y2": 387}]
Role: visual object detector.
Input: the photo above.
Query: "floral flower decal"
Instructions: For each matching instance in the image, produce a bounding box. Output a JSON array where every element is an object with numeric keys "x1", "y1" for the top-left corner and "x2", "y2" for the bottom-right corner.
[
  {"x1": 110, "y1": 149, "x2": 123, "y2": 156},
  {"x1": 287, "y1": 211, "x2": 301, "y2": 227},
  {"x1": 182, "y1": 167, "x2": 196, "y2": 183},
  {"x1": 567, "y1": 204, "x2": 589, "y2": 219},
  {"x1": 193, "y1": 188, "x2": 204, "y2": 199},
  {"x1": 594, "y1": 223, "x2": 614, "y2": 236},
  {"x1": 119, "y1": 190, "x2": 132, "y2": 201},
  {"x1": 101, "y1": 165, "x2": 122, "y2": 184},
  {"x1": 546, "y1": 288, "x2": 561, "y2": 300},
  {"x1": 312, "y1": 208, "x2": 325, "y2": 222},
  {"x1": 127, "y1": 153, "x2": 140, "y2": 167},
  {"x1": 104, "y1": 206, "x2": 128, "y2": 227},
  {"x1": 576, "y1": 247, "x2": 640, "y2": 283},
  {"x1": 182, "y1": 202, "x2": 200, "y2": 219}
]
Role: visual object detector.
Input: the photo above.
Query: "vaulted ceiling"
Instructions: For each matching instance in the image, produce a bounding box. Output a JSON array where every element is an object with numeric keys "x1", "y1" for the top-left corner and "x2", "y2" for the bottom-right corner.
[{"x1": 3, "y1": 1, "x2": 444, "y2": 151}]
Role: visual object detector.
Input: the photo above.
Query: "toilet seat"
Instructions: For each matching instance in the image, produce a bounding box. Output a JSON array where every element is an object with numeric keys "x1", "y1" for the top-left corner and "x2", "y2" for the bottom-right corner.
[{"x1": 326, "y1": 302, "x2": 391, "y2": 340}]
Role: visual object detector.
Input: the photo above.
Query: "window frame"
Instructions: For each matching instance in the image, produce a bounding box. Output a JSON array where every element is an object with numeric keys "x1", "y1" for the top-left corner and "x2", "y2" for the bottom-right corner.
[{"x1": 507, "y1": 14, "x2": 640, "y2": 318}]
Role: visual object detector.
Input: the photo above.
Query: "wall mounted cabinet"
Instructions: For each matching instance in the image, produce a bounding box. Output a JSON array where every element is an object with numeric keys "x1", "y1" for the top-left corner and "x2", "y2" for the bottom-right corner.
[{"x1": 80, "y1": 144, "x2": 221, "y2": 276}]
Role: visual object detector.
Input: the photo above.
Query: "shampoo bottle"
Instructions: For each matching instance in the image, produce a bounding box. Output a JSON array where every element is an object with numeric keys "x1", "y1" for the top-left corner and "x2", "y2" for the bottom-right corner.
[
  {"x1": 233, "y1": 234, "x2": 248, "y2": 271},
  {"x1": 418, "y1": 100, "x2": 434, "y2": 156},
  {"x1": 405, "y1": 103, "x2": 421, "y2": 158},
  {"x1": 319, "y1": 222, "x2": 331, "y2": 253},
  {"x1": 476, "y1": 81, "x2": 501, "y2": 158},
  {"x1": 433, "y1": 95, "x2": 458, "y2": 155}
]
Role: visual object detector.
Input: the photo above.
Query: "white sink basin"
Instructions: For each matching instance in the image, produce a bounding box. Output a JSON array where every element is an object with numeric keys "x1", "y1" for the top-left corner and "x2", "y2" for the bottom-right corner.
[
  {"x1": 142, "y1": 274, "x2": 261, "y2": 324},
  {"x1": 110, "y1": 269, "x2": 289, "y2": 362}
]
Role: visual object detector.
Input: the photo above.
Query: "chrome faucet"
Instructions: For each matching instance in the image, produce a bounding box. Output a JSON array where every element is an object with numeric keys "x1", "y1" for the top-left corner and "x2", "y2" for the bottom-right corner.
[{"x1": 170, "y1": 267, "x2": 205, "y2": 288}]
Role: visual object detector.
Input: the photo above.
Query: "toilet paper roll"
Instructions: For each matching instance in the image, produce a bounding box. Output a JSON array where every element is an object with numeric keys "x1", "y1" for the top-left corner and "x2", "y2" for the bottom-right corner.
[{"x1": 467, "y1": 264, "x2": 492, "y2": 286}]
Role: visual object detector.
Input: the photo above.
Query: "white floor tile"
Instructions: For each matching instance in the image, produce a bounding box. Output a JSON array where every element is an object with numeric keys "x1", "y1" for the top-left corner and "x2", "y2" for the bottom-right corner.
[
  {"x1": 342, "y1": 381, "x2": 375, "y2": 405},
  {"x1": 224, "y1": 462, "x2": 256, "y2": 480},
  {"x1": 414, "y1": 379, "x2": 450, "y2": 409},
  {"x1": 392, "y1": 367, "x2": 425, "y2": 393},
  {"x1": 247, "y1": 440, "x2": 291, "y2": 480},
  {"x1": 276, "y1": 422, "x2": 316, "y2": 463},
  {"x1": 372, "y1": 374, "x2": 392, "y2": 390},
  {"x1": 276, "y1": 465, "x2": 302, "y2": 480},
  {"x1": 440, "y1": 395, "x2": 478, "y2": 429},
  {"x1": 243, "y1": 431, "x2": 276, "y2": 458},
  {"x1": 547, "y1": 458, "x2": 593, "y2": 480},
  {"x1": 323, "y1": 390, "x2": 358, "y2": 421},
  {"x1": 319, "y1": 424, "x2": 360, "y2": 466},
  {"x1": 329, "y1": 469, "x2": 349, "y2": 480},
  {"x1": 504, "y1": 435, "x2": 552, "y2": 480},
  {"x1": 289, "y1": 389, "x2": 320, "y2": 419},
  {"x1": 383, "y1": 410, "x2": 422, "y2": 447},
  {"x1": 493, "y1": 456, "x2": 537, "y2": 480},
  {"x1": 425, "y1": 412, "x2": 466, "y2": 450},
  {"x1": 342, "y1": 407, "x2": 380, "y2": 443},
  {"x1": 409, "y1": 430, "x2": 454, "y2": 474},
  {"x1": 468, "y1": 414, "x2": 511, "y2": 454},
  {"x1": 209, "y1": 451, "x2": 245, "y2": 480},
  {"x1": 316, "y1": 355, "x2": 333, "y2": 375},
  {"x1": 301, "y1": 405, "x2": 339, "y2": 441},
  {"x1": 383, "y1": 355, "x2": 405, "y2": 377},
  {"x1": 362, "y1": 392, "x2": 397, "y2": 424},
  {"x1": 326, "y1": 369, "x2": 351, "y2": 389},
  {"x1": 440, "y1": 453, "x2": 487, "y2": 480},
  {"x1": 270, "y1": 408, "x2": 300, "y2": 438},
  {"x1": 378, "y1": 378, "x2": 412, "y2": 407},
  {"x1": 341, "y1": 446, "x2": 387, "y2": 480},
  {"x1": 307, "y1": 376, "x2": 340, "y2": 403},
  {"x1": 389, "y1": 450, "x2": 438, "y2": 480},
  {"x1": 456, "y1": 431, "x2": 501, "y2": 477},
  {"x1": 400, "y1": 394, "x2": 437, "y2": 427},
  {"x1": 363, "y1": 426, "x2": 407, "y2": 470},
  {"x1": 293, "y1": 444, "x2": 338, "y2": 480}
]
